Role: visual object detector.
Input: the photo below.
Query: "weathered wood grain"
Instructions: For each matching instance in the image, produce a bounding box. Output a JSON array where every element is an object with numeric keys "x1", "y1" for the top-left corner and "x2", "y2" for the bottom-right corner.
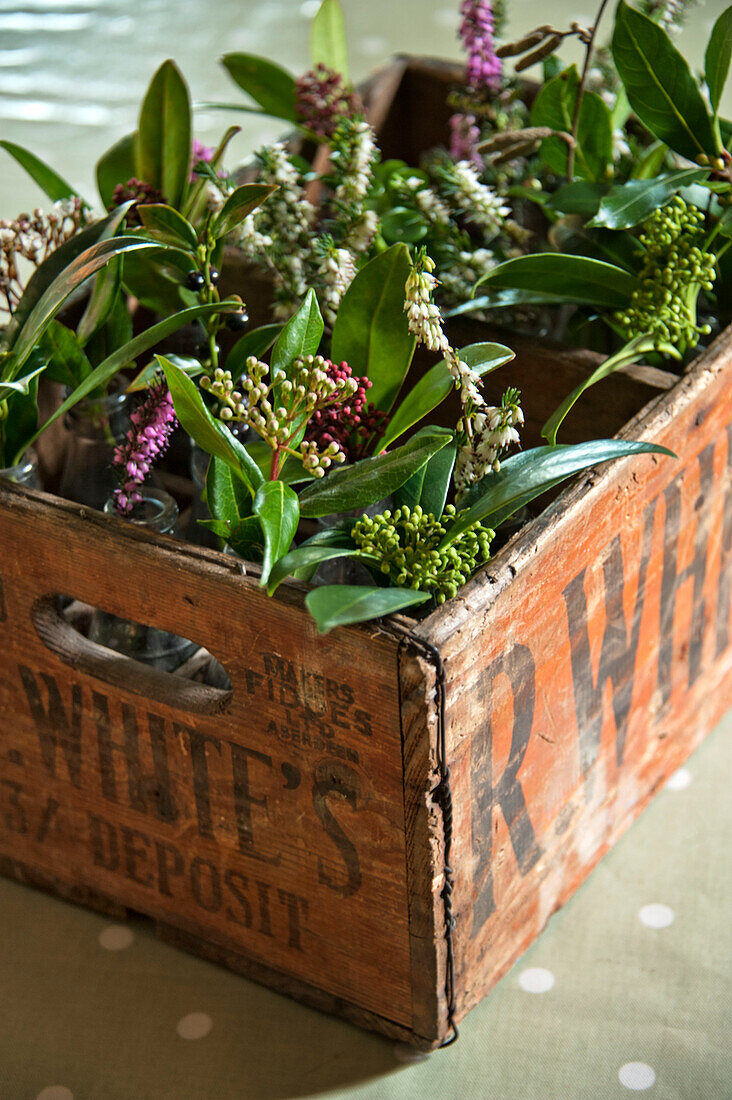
[{"x1": 0, "y1": 489, "x2": 412, "y2": 1024}]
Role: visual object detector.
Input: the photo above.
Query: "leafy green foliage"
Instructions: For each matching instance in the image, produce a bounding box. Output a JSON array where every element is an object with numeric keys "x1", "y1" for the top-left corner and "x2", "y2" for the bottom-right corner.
[
  {"x1": 705, "y1": 6, "x2": 732, "y2": 117},
  {"x1": 0, "y1": 141, "x2": 79, "y2": 203},
  {"x1": 305, "y1": 585, "x2": 429, "y2": 633},
  {"x1": 206, "y1": 455, "x2": 253, "y2": 528},
  {"x1": 270, "y1": 289, "x2": 324, "y2": 382},
  {"x1": 221, "y1": 53, "x2": 297, "y2": 121},
  {"x1": 225, "y1": 325, "x2": 283, "y2": 376},
  {"x1": 394, "y1": 439, "x2": 457, "y2": 518},
  {"x1": 331, "y1": 243, "x2": 416, "y2": 412},
  {"x1": 136, "y1": 60, "x2": 192, "y2": 210},
  {"x1": 39, "y1": 321, "x2": 92, "y2": 388},
  {"x1": 210, "y1": 183, "x2": 277, "y2": 240},
  {"x1": 138, "y1": 204, "x2": 199, "y2": 251},
  {"x1": 310, "y1": 0, "x2": 349, "y2": 79},
  {"x1": 588, "y1": 168, "x2": 709, "y2": 229},
  {"x1": 96, "y1": 132, "x2": 137, "y2": 210},
  {"x1": 266, "y1": 543, "x2": 358, "y2": 595},
  {"x1": 253, "y1": 480, "x2": 300, "y2": 584},
  {"x1": 474, "y1": 254, "x2": 637, "y2": 308},
  {"x1": 612, "y1": 1, "x2": 719, "y2": 162}
]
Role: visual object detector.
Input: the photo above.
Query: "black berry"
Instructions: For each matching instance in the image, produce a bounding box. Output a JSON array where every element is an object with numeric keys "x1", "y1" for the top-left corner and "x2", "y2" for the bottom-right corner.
[
  {"x1": 209, "y1": 268, "x2": 220, "y2": 286},
  {"x1": 185, "y1": 270, "x2": 205, "y2": 291},
  {"x1": 225, "y1": 309, "x2": 249, "y2": 331}
]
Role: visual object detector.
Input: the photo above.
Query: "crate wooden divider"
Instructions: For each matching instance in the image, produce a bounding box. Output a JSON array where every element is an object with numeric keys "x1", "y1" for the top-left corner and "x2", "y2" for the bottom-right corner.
[{"x1": 1, "y1": 58, "x2": 731, "y2": 1048}]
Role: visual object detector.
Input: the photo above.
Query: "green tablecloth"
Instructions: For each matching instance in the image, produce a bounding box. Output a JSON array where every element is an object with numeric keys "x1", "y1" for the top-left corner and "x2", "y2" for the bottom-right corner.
[{"x1": 0, "y1": 717, "x2": 728, "y2": 1100}]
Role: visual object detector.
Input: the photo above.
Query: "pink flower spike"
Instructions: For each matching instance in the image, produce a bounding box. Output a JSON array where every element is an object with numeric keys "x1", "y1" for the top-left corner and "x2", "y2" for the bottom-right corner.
[
  {"x1": 459, "y1": 0, "x2": 502, "y2": 93},
  {"x1": 112, "y1": 381, "x2": 178, "y2": 515}
]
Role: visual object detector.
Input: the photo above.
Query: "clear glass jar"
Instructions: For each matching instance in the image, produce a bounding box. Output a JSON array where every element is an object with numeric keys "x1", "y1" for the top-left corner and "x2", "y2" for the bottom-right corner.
[
  {"x1": 88, "y1": 489, "x2": 199, "y2": 672},
  {"x1": 0, "y1": 449, "x2": 39, "y2": 488},
  {"x1": 58, "y1": 385, "x2": 131, "y2": 509},
  {"x1": 313, "y1": 498, "x2": 391, "y2": 586}
]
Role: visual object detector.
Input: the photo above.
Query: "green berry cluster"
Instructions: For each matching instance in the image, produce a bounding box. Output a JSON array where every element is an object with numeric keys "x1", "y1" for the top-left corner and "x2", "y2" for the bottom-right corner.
[
  {"x1": 352, "y1": 504, "x2": 494, "y2": 604},
  {"x1": 615, "y1": 197, "x2": 716, "y2": 353}
]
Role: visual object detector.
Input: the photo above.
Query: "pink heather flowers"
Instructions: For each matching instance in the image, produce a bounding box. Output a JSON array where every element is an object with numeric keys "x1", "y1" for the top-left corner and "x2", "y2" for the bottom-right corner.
[
  {"x1": 190, "y1": 139, "x2": 215, "y2": 182},
  {"x1": 459, "y1": 0, "x2": 502, "y2": 92},
  {"x1": 449, "y1": 112, "x2": 483, "y2": 165},
  {"x1": 113, "y1": 381, "x2": 177, "y2": 515},
  {"x1": 294, "y1": 64, "x2": 362, "y2": 139}
]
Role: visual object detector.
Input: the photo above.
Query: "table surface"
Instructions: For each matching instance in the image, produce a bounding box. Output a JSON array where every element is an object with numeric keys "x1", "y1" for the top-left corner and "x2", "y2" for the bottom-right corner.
[{"x1": 0, "y1": 714, "x2": 728, "y2": 1100}]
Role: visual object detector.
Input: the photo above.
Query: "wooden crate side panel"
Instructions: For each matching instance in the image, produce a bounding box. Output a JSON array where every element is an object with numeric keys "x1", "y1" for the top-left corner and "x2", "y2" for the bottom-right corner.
[
  {"x1": 0, "y1": 492, "x2": 413, "y2": 1027},
  {"x1": 423, "y1": 336, "x2": 732, "y2": 1019}
]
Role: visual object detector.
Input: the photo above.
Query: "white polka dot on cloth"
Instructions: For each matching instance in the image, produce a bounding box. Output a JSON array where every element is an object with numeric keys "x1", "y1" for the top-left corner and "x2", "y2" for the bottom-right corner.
[
  {"x1": 176, "y1": 1012, "x2": 213, "y2": 1040},
  {"x1": 98, "y1": 925, "x2": 134, "y2": 951},
  {"x1": 518, "y1": 967, "x2": 555, "y2": 993},
  {"x1": 639, "y1": 904, "x2": 675, "y2": 929},
  {"x1": 36, "y1": 1088, "x2": 74, "y2": 1100},
  {"x1": 619, "y1": 1062, "x2": 656, "y2": 1090},
  {"x1": 665, "y1": 767, "x2": 692, "y2": 791}
]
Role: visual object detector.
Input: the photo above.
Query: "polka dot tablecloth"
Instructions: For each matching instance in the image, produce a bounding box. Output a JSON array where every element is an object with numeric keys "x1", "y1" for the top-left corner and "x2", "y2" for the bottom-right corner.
[{"x1": 0, "y1": 719, "x2": 728, "y2": 1099}]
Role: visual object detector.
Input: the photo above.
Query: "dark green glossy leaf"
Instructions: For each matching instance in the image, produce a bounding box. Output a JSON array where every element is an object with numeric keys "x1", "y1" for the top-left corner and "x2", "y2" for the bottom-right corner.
[
  {"x1": 138, "y1": 204, "x2": 199, "y2": 250},
  {"x1": 531, "y1": 66, "x2": 580, "y2": 176},
  {"x1": 96, "y1": 132, "x2": 137, "y2": 210},
  {"x1": 473, "y1": 253, "x2": 637, "y2": 308},
  {"x1": 0, "y1": 140, "x2": 78, "y2": 203},
  {"x1": 546, "y1": 181, "x2": 609, "y2": 216},
  {"x1": 76, "y1": 258, "x2": 123, "y2": 345},
  {"x1": 267, "y1": 543, "x2": 358, "y2": 595},
  {"x1": 3, "y1": 356, "x2": 41, "y2": 467},
  {"x1": 305, "y1": 584, "x2": 429, "y2": 633},
  {"x1": 299, "y1": 428, "x2": 453, "y2": 518},
  {"x1": 443, "y1": 439, "x2": 676, "y2": 547},
  {"x1": 127, "y1": 353, "x2": 202, "y2": 393},
  {"x1": 448, "y1": 289, "x2": 582, "y2": 316},
  {"x1": 548, "y1": 216, "x2": 642, "y2": 273},
  {"x1": 222, "y1": 53, "x2": 297, "y2": 121},
  {"x1": 394, "y1": 438, "x2": 457, "y2": 517},
  {"x1": 253, "y1": 480, "x2": 300, "y2": 585},
  {"x1": 331, "y1": 243, "x2": 415, "y2": 412},
  {"x1": 270, "y1": 289, "x2": 324, "y2": 379},
  {"x1": 184, "y1": 125, "x2": 241, "y2": 223},
  {"x1": 1, "y1": 202, "x2": 132, "y2": 355},
  {"x1": 576, "y1": 90, "x2": 614, "y2": 182},
  {"x1": 225, "y1": 324, "x2": 283, "y2": 376},
  {"x1": 310, "y1": 0, "x2": 349, "y2": 79},
  {"x1": 227, "y1": 515, "x2": 265, "y2": 562},
  {"x1": 9, "y1": 234, "x2": 157, "y2": 377},
  {"x1": 210, "y1": 183, "x2": 277, "y2": 240},
  {"x1": 40, "y1": 321, "x2": 92, "y2": 388},
  {"x1": 630, "y1": 140, "x2": 669, "y2": 180},
  {"x1": 706, "y1": 6, "x2": 732, "y2": 115},
  {"x1": 158, "y1": 354, "x2": 264, "y2": 493},
  {"x1": 0, "y1": 354, "x2": 45, "y2": 402},
  {"x1": 83, "y1": 291, "x2": 133, "y2": 367},
  {"x1": 206, "y1": 455, "x2": 253, "y2": 527},
  {"x1": 378, "y1": 341, "x2": 514, "y2": 452},
  {"x1": 380, "y1": 206, "x2": 428, "y2": 244},
  {"x1": 136, "y1": 60, "x2": 191, "y2": 210},
  {"x1": 588, "y1": 168, "x2": 710, "y2": 229},
  {"x1": 612, "y1": 1, "x2": 719, "y2": 161}
]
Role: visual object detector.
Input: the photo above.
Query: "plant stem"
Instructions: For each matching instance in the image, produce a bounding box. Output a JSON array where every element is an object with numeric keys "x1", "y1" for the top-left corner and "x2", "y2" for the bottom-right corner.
[{"x1": 567, "y1": 0, "x2": 611, "y2": 180}]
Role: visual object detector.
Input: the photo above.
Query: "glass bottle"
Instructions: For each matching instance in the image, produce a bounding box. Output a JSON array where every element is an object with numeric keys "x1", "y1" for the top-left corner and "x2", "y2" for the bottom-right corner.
[
  {"x1": 0, "y1": 449, "x2": 39, "y2": 488},
  {"x1": 88, "y1": 489, "x2": 199, "y2": 672},
  {"x1": 58, "y1": 385, "x2": 131, "y2": 509}
]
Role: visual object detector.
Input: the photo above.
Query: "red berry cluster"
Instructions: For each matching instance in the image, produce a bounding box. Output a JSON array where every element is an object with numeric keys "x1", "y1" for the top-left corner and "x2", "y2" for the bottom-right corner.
[
  {"x1": 305, "y1": 359, "x2": 386, "y2": 461},
  {"x1": 110, "y1": 177, "x2": 167, "y2": 224},
  {"x1": 294, "y1": 64, "x2": 363, "y2": 138}
]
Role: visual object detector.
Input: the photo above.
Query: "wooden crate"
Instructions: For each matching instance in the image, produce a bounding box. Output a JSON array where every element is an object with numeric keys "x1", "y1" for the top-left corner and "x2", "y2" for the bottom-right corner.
[
  {"x1": 1, "y1": 325, "x2": 731, "y2": 1047},
  {"x1": 1, "y1": 55, "x2": 731, "y2": 1048}
]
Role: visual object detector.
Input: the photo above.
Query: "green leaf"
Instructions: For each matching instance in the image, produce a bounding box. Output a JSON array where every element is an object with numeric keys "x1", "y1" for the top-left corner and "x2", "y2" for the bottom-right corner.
[
  {"x1": 270, "y1": 289, "x2": 324, "y2": 379},
  {"x1": 184, "y1": 124, "x2": 242, "y2": 223},
  {"x1": 546, "y1": 181, "x2": 609, "y2": 216},
  {"x1": 25, "y1": 302, "x2": 239, "y2": 445},
  {"x1": 474, "y1": 253, "x2": 637, "y2": 309},
  {"x1": 588, "y1": 168, "x2": 710, "y2": 229},
  {"x1": 158, "y1": 354, "x2": 264, "y2": 493},
  {"x1": 253, "y1": 480, "x2": 300, "y2": 585},
  {"x1": 575, "y1": 90, "x2": 614, "y2": 182},
  {"x1": 443, "y1": 439, "x2": 676, "y2": 547},
  {"x1": 542, "y1": 334, "x2": 680, "y2": 444},
  {"x1": 221, "y1": 53, "x2": 297, "y2": 121},
  {"x1": 267, "y1": 543, "x2": 358, "y2": 595},
  {"x1": 96, "y1": 132, "x2": 137, "y2": 210},
  {"x1": 378, "y1": 341, "x2": 514, "y2": 452},
  {"x1": 225, "y1": 324, "x2": 283, "y2": 376},
  {"x1": 8, "y1": 234, "x2": 158, "y2": 378},
  {"x1": 299, "y1": 428, "x2": 453, "y2": 518},
  {"x1": 331, "y1": 243, "x2": 416, "y2": 412},
  {"x1": 612, "y1": 0, "x2": 720, "y2": 161},
  {"x1": 0, "y1": 203, "x2": 132, "y2": 355},
  {"x1": 449, "y1": 289, "x2": 585, "y2": 316},
  {"x1": 206, "y1": 455, "x2": 253, "y2": 527},
  {"x1": 3, "y1": 353, "x2": 42, "y2": 467},
  {"x1": 136, "y1": 60, "x2": 192, "y2": 209},
  {"x1": 706, "y1": 6, "x2": 732, "y2": 116},
  {"x1": 380, "y1": 206, "x2": 428, "y2": 244},
  {"x1": 530, "y1": 66, "x2": 579, "y2": 176},
  {"x1": 310, "y1": 0, "x2": 349, "y2": 79},
  {"x1": 39, "y1": 321, "x2": 92, "y2": 388},
  {"x1": 227, "y1": 515, "x2": 266, "y2": 561},
  {"x1": 630, "y1": 140, "x2": 669, "y2": 180},
  {"x1": 76, "y1": 258, "x2": 123, "y2": 345},
  {"x1": 305, "y1": 584, "x2": 429, "y2": 633},
  {"x1": 0, "y1": 140, "x2": 79, "y2": 203},
  {"x1": 138, "y1": 204, "x2": 199, "y2": 250},
  {"x1": 394, "y1": 438, "x2": 457, "y2": 517},
  {"x1": 210, "y1": 183, "x2": 277, "y2": 240},
  {"x1": 0, "y1": 355, "x2": 45, "y2": 402}
]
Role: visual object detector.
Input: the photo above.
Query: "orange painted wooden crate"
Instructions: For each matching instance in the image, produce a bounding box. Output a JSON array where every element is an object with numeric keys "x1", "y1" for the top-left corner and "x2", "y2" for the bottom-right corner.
[{"x1": 1, "y1": 58, "x2": 731, "y2": 1049}]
